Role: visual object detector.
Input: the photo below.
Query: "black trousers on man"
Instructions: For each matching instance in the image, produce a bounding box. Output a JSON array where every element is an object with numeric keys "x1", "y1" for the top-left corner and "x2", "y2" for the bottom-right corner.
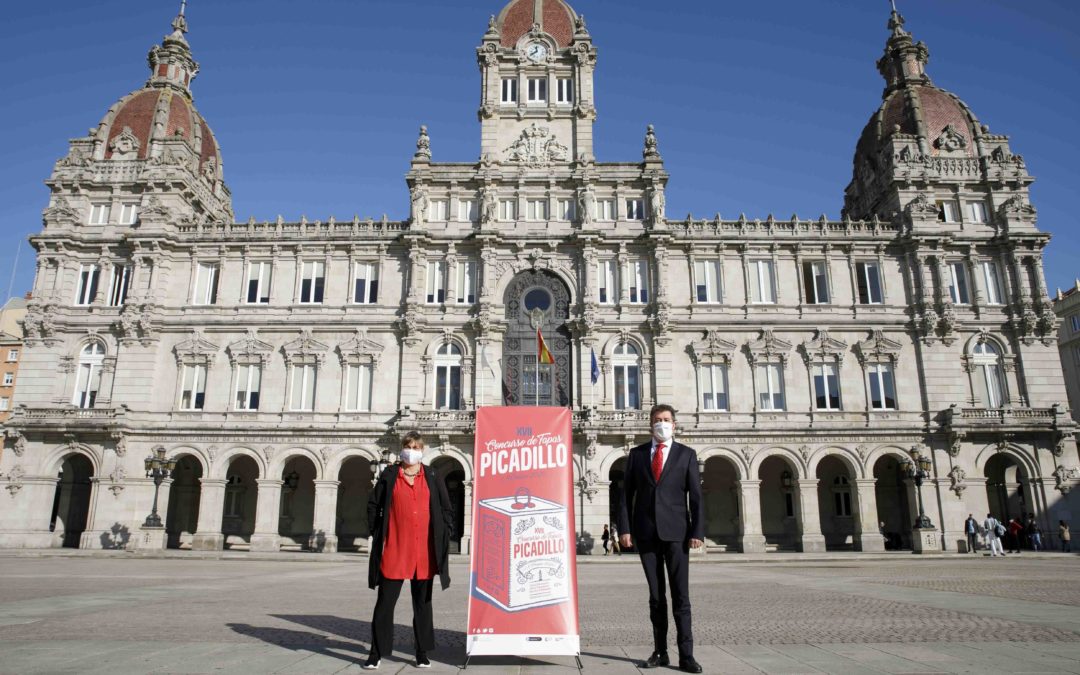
[
  {"x1": 370, "y1": 578, "x2": 435, "y2": 659},
  {"x1": 637, "y1": 535, "x2": 693, "y2": 660}
]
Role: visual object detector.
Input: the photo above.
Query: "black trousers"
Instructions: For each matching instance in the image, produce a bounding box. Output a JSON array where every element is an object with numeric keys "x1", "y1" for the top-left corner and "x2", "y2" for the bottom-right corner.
[
  {"x1": 370, "y1": 578, "x2": 435, "y2": 658},
  {"x1": 637, "y1": 536, "x2": 693, "y2": 659}
]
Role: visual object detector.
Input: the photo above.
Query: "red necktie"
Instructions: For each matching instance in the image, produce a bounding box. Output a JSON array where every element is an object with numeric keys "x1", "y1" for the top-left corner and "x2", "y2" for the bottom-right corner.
[{"x1": 652, "y1": 443, "x2": 665, "y2": 481}]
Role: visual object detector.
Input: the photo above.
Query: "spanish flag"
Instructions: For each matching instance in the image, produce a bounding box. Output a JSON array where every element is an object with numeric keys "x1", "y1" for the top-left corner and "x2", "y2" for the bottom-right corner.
[{"x1": 537, "y1": 328, "x2": 555, "y2": 365}]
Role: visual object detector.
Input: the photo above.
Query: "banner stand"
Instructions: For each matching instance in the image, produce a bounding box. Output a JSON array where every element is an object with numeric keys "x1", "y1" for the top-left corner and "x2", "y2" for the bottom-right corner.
[
  {"x1": 464, "y1": 406, "x2": 581, "y2": 669},
  {"x1": 462, "y1": 654, "x2": 584, "y2": 671}
]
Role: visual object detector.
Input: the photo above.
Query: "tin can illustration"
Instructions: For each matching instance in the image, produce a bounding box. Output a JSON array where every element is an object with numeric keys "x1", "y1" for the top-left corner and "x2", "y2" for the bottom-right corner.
[{"x1": 475, "y1": 488, "x2": 570, "y2": 612}]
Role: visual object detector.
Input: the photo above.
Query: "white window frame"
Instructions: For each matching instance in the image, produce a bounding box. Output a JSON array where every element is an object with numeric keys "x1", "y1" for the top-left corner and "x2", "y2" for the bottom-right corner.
[
  {"x1": 947, "y1": 261, "x2": 970, "y2": 305},
  {"x1": 500, "y1": 77, "x2": 518, "y2": 104},
  {"x1": 299, "y1": 261, "x2": 325, "y2": 305},
  {"x1": 626, "y1": 199, "x2": 645, "y2": 221},
  {"x1": 499, "y1": 200, "x2": 517, "y2": 222},
  {"x1": 459, "y1": 199, "x2": 478, "y2": 222},
  {"x1": 245, "y1": 261, "x2": 272, "y2": 305},
  {"x1": 89, "y1": 203, "x2": 111, "y2": 225},
  {"x1": 756, "y1": 363, "x2": 785, "y2": 411},
  {"x1": 598, "y1": 260, "x2": 617, "y2": 305},
  {"x1": 234, "y1": 363, "x2": 261, "y2": 411},
  {"x1": 455, "y1": 260, "x2": 477, "y2": 305},
  {"x1": 981, "y1": 261, "x2": 1004, "y2": 306},
  {"x1": 2, "y1": 373, "x2": 13, "y2": 386},
  {"x1": 353, "y1": 261, "x2": 379, "y2": 305},
  {"x1": 750, "y1": 260, "x2": 776, "y2": 304},
  {"x1": 612, "y1": 343, "x2": 641, "y2": 411},
  {"x1": 556, "y1": 198, "x2": 575, "y2": 221},
  {"x1": 526, "y1": 199, "x2": 548, "y2": 222},
  {"x1": 694, "y1": 259, "x2": 722, "y2": 304},
  {"x1": 856, "y1": 261, "x2": 884, "y2": 304},
  {"x1": 289, "y1": 363, "x2": 317, "y2": 412},
  {"x1": 6, "y1": 350, "x2": 18, "y2": 362},
  {"x1": 0, "y1": 397, "x2": 8, "y2": 412},
  {"x1": 75, "y1": 264, "x2": 100, "y2": 306},
  {"x1": 699, "y1": 364, "x2": 729, "y2": 412},
  {"x1": 629, "y1": 259, "x2": 649, "y2": 304},
  {"x1": 118, "y1": 203, "x2": 138, "y2": 225},
  {"x1": 803, "y1": 261, "x2": 830, "y2": 304},
  {"x1": 72, "y1": 343, "x2": 105, "y2": 409},
  {"x1": 938, "y1": 200, "x2": 960, "y2": 223},
  {"x1": 868, "y1": 363, "x2": 897, "y2": 411},
  {"x1": 556, "y1": 78, "x2": 574, "y2": 104},
  {"x1": 428, "y1": 199, "x2": 449, "y2": 222},
  {"x1": 192, "y1": 262, "x2": 219, "y2": 306},
  {"x1": 345, "y1": 362, "x2": 373, "y2": 412},
  {"x1": 812, "y1": 363, "x2": 842, "y2": 411},
  {"x1": 107, "y1": 264, "x2": 131, "y2": 307},
  {"x1": 426, "y1": 260, "x2": 446, "y2": 305},
  {"x1": 527, "y1": 77, "x2": 547, "y2": 103},
  {"x1": 434, "y1": 343, "x2": 463, "y2": 410},
  {"x1": 179, "y1": 364, "x2": 208, "y2": 411},
  {"x1": 972, "y1": 342, "x2": 1006, "y2": 409},
  {"x1": 597, "y1": 199, "x2": 615, "y2": 221},
  {"x1": 966, "y1": 201, "x2": 988, "y2": 224}
]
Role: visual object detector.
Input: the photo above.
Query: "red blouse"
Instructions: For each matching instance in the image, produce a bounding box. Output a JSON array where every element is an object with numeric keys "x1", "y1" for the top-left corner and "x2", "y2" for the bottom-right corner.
[{"x1": 380, "y1": 466, "x2": 437, "y2": 581}]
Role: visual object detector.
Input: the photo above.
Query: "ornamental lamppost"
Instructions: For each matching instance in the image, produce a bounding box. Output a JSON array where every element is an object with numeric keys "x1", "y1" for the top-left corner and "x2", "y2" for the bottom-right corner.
[
  {"x1": 901, "y1": 448, "x2": 935, "y2": 530},
  {"x1": 143, "y1": 447, "x2": 177, "y2": 528}
]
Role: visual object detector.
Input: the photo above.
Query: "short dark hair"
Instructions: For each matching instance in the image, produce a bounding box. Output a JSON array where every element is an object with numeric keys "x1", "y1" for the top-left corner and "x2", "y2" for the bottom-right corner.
[
  {"x1": 649, "y1": 404, "x2": 677, "y2": 424},
  {"x1": 401, "y1": 431, "x2": 425, "y2": 449}
]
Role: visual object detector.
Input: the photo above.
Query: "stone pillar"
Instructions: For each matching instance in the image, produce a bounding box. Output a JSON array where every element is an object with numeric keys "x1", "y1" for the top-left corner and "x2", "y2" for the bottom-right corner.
[
  {"x1": 796, "y1": 479, "x2": 826, "y2": 552},
  {"x1": 853, "y1": 479, "x2": 885, "y2": 552},
  {"x1": 0, "y1": 477, "x2": 61, "y2": 549},
  {"x1": 311, "y1": 480, "x2": 340, "y2": 553},
  {"x1": 249, "y1": 479, "x2": 283, "y2": 552},
  {"x1": 192, "y1": 478, "x2": 227, "y2": 551},
  {"x1": 737, "y1": 480, "x2": 766, "y2": 553},
  {"x1": 460, "y1": 480, "x2": 473, "y2": 554}
]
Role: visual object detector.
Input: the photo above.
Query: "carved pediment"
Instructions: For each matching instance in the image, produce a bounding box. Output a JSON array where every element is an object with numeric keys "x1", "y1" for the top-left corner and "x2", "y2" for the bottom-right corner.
[
  {"x1": 690, "y1": 330, "x2": 737, "y2": 364},
  {"x1": 337, "y1": 329, "x2": 386, "y2": 366},
  {"x1": 745, "y1": 330, "x2": 793, "y2": 366},
  {"x1": 933, "y1": 124, "x2": 968, "y2": 154},
  {"x1": 905, "y1": 193, "x2": 940, "y2": 220},
  {"x1": 109, "y1": 126, "x2": 141, "y2": 159},
  {"x1": 854, "y1": 330, "x2": 903, "y2": 365},
  {"x1": 282, "y1": 329, "x2": 329, "y2": 363},
  {"x1": 801, "y1": 330, "x2": 848, "y2": 363},
  {"x1": 504, "y1": 123, "x2": 569, "y2": 167},
  {"x1": 227, "y1": 330, "x2": 274, "y2": 365},
  {"x1": 43, "y1": 197, "x2": 80, "y2": 225},
  {"x1": 174, "y1": 329, "x2": 219, "y2": 365}
]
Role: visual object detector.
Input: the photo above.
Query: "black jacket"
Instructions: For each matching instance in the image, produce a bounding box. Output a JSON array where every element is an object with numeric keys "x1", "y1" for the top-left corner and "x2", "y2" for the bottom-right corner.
[
  {"x1": 617, "y1": 440, "x2": 704, "y2": 544},
  {"x1": 367, "y1": 464, "x2": 453, "y2": 591}
]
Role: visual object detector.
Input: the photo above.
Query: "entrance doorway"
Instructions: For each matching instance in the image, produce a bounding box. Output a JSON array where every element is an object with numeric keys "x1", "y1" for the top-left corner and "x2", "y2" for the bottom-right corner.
[
  {"x1": 50, "y1": 454, "x2": 94, "y2": 549},
  {"x1": 278, "y1": 456, "x2": 317, "y2": 550},
  {"x1": 336, "y1": 456, "x2": 374, "y2": 552},
  {"x1": 873, "y1": 455, "x2": 912, "y2": 550},
  {"x1": 759, "y1": 456, "x2": 799, "y2": 551},
  {"x1": 222, "y1": 455, "x2": 259, "y2": 549},
  {"x1": 702, "y1": 456, "x2": 740, "y2": 551},
  {"x1": 166, "y1": 455, "x2": 203, "y2": 549}
]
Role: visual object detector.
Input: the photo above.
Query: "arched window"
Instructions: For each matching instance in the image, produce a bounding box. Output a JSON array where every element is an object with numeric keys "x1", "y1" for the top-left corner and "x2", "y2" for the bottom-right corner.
[
  {"x1": 434, "y1": 343, "x2": 463, "y2": 410},
  {"x1": 72, "y1": 342, "x2": 105, "y2": 409},
  {"x1": 972, "y1": 341, "x2": 1007, "y2": 408},
  {"x1": 612, "y1": 342, "x2": 640, "y2": 410}
]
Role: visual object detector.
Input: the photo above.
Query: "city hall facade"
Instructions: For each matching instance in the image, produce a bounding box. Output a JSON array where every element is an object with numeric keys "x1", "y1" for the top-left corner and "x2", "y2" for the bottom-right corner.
[{"x1": 1, "y1": 1, "x2": 1077, "y2": 554}]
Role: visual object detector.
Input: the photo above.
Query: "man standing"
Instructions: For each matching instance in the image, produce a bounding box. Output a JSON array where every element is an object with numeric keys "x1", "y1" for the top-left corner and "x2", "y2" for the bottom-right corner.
[
  {"x1": 618, "y1": 404, "x2": 704, "y2": 674},
  {"x1": 964, "y1": 514, "x2": 979, "y2": 554},
  {"x1": 983, "y1": 513, "x2": 1005, "y2": 557}
]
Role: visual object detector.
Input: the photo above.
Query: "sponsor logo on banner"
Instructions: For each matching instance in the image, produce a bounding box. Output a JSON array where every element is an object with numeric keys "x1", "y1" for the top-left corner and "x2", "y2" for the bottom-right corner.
[{"x1": 466, "y1": 407, "x2": 580, "y2": 657}]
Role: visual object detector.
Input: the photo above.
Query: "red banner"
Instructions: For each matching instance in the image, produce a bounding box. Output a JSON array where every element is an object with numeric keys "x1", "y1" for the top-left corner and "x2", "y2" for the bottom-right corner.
[{"x1": 466, "y1": 406, "x2": 580, "y2": 657}]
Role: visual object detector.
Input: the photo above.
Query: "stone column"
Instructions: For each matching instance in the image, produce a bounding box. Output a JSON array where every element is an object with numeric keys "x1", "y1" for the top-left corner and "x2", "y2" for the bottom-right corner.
[
  {"x1": 311, "y1": 480, "x2": 340, "y2": 553},
  {"x1": 853, "y1": 478, "x2": 885, "y2": 552},
  {"x1": 249, "y1": 479, "x2": 283, "y2": 552},
  {"x1": 191, "y1": 478, "x2": 227, "y2": 551},
  {"x1": 0, "y1": 477, "x2": 61, "y2": 549},
  {"x1": 796, "y1": 479, "x2": 826, "y2": 552},
  {"x1": 737, "y1": 480, "x2": 766, "y2": 553}
]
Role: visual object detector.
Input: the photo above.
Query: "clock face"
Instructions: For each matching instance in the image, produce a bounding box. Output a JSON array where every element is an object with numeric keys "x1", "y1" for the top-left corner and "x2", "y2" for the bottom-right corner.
[{"x1": 526, "y1": 42, "x2": 548, "y2": 63}]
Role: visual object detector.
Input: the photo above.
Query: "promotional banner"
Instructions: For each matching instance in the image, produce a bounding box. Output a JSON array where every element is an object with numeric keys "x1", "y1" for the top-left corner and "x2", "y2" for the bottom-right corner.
[{"x1": 466, "y1": 406, "x2": 580, "y2": 657}]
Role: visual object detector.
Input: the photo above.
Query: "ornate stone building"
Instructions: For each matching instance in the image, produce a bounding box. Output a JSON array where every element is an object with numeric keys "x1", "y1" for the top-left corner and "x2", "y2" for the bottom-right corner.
[{"x1": 1, "y1": 1, "x2": 1077, "y2": 554}]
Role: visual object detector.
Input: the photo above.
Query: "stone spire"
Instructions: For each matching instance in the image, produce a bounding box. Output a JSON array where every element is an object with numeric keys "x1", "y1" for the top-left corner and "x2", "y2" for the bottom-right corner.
[
  {"x1": 146, "y1": 1, "x2": 199, "y2": 99},
  {"x1": 876, "y1": 2, "x2": 931, "y2": 95}
]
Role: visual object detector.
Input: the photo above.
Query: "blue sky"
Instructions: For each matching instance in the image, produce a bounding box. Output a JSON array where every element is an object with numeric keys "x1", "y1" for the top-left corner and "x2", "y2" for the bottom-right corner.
[{"x1": 0, "y1": 0, "x2": 1076, "y2": 300}]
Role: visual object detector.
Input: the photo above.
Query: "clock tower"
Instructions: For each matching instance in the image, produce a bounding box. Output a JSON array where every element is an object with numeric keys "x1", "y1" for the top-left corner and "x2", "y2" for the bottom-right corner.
[{"x1": 477, "y1": 0, "x2": 597, "y2": 162}]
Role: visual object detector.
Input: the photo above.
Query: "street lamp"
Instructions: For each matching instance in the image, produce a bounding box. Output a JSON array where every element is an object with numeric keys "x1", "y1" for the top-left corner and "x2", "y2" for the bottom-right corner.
[
  {"x1": 370, "y1": 448, "x2": 392, "y2": 486},
  {"x1": 901, "y1": 448, "x2": 935, "y2": 530},
  {"x1": 142, "y1": 447, "x2": 177, "y2": 528},
  {"x1": 781, "y1": 470, "x2": 793, "y2": 489}
]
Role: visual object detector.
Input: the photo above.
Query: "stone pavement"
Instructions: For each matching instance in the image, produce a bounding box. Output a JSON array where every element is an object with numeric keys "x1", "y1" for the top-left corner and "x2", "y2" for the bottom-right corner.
[{"x1": 0, "y1": 553, "x2": 1078, "y2": 673}]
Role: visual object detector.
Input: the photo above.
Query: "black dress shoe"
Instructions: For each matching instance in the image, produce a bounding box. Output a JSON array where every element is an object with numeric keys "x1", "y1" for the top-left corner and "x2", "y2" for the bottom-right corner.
[
  {"x1": 679, "y1": 656, "x2": 704, "y2": 673},
  {"x1": 641, "y1": 651, "x2": 670, "y2": 668}
]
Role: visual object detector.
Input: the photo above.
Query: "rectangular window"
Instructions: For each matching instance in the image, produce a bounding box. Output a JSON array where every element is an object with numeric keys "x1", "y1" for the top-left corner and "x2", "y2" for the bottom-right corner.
[
  {"x1": 245, "y1": 262, "x2": 272, "y2": 304},
  {"x1": 299, "y1": 261, "x2": 325, "y2": 304},
  {"x1": 501, "y1": 77, "x2": 518, "y2": 104},
  {"x1": 2, "y1": 373, "x2": 13, "y2": 386},
  {"x1": 435, "y1": 365, "x2": 462, "y2": 410},
  {"x1": 699, "y1": 364, "x2": 729, "y2": 411},
  {"x1": 813, "y1": 363, "x2": 842, "y2": 411},
  {"x1": 755, "y1": 363, "x2": 785, "y2": 411},
  {"x1": 868, "y1": 363, "x2": 897, "y2": 410},
  {"x1": 856, "y1": 262, "x2": 884, "y2": 304},
  {"x1": 180, "y1": 364, "x2": 207, "y2": 411},
  {"x1": 948, "y1": 261, "x2": 970, "y2": 304},
  {"x1": 353, "y1": 262, "x2": 379, "y2": 305},
  {"x1": 73, "y1": 361, "x2": 101, "y2": 409},
  {"x1": 426, "y1": 260, "x2": 446, "y2": 304},
  {"x1": 694, "y1": 259, "x2": 722, "y2": 303},
  {"x1": 345, "y1": 363, "x2": 373, "y2": 412},
  {"x1": 428, "y1": 200, "x2": 449, "y2": 221},
  {"x1": 598, "y1": 199, "x2": 615, "y2": 221},
  {"x1": 614, "y1": 364, "x2": 640, "y2": 411},
  {"x1": 526, "y1": 199, "x2": 548, "y2": 221},
  {"x1": 6, "y1": 350, "x2": 18, "y2": 362},
  {"x1": 499, "y1": 200, "x2": 517, "y2": 221},
  {"x1": 192, "y1": 263, "x2": 219, "y2": 305},
  {"x1": 459, "y1": 199, "x2": 478, "y2": 222},
  {"x1": 1072, "y1": 315, "x2": 1080, "y2": 334},
  {"x1": 937, "y1": 200, "x2": 960, "y2": 223},
  {"x1": 556, "y1": 78, "x2": 574, "y2": 104},
  {"x1": 835, "y1": 489, "x2": 852, "y2": 517},
  {"x1": 598, "y1": 260, "x2": 617, "y2": 305},
  {"x1": 556, "y1": 198, "x2": 576, "y2": 221},
  {"x1": 290, "y1": 364, "x2": 317, "y2": 411},
  {"x1": 629, "y1": 260, "x2": 649, "y2": 304},
  {"x1": 107, "y1": 264, "x2": 130, "y2": 307},
  {"x1": 235, "y1": 364, "x2": 261, "y2": 411},
  {"x1": 626, "y1": 199, "x2": 645, "y2": 220},
  {"x1": 0, "y1": 397, "x2": 8, "y2": 412},
  {"x1": 89, "y1": 203, "x2": 111, "y2": 225},
  {"x1": 119, "y1": 203, "x2": 138, "y2": 225},
  {"x1": 456, "y1": 260, "x2": 477, "y2": 304},
  {"x1": 527, "y1": 77, "x2": 547, "y2": 103},
  {"x1": 75, "y1": 264, "x2": 100, "y2": 306},
  {"x1": 981, "y1": 261, "x2": 1003, "y2": 305},
  {"x1": 802, "y1": 261, "x2": 830, "y2": 304},
  {"x1": 749, "y1": 260, "x2": 776, "y2": 304},
  {"x1": 966, "y1": 201, "x2": 988, "y2": 223}
]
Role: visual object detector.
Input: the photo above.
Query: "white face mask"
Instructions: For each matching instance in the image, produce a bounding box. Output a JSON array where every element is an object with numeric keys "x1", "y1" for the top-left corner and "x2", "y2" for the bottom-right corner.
[
  {"x1": 652, "y1": 421, "x2": 674, "y2": 443},
  {"x1": 400, "y1": 448, "x2": 424, "y2": 466}
]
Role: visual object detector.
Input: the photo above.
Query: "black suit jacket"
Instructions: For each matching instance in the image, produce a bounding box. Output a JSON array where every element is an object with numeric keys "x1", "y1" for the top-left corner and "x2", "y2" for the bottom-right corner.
[
  {"x1": 367, "y1": 464, "x2": 453, "y2": 591},
  {"x1": 617, "y1": 440, "x2": 704, "y2": 544}
]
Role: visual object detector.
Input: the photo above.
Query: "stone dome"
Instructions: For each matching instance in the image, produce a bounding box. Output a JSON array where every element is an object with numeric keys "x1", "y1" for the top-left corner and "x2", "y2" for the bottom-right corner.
[
  {"x1": 854, "y1": 83, "x2": 981, "y2": 165},
  {"x1": 496, "y1": 0, "x2": 578, "y2": 48}
]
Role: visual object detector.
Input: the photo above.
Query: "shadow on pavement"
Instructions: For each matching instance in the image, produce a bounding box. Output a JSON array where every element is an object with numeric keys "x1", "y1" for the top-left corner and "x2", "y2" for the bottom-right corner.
[
  {"x1": 226, "y1": 622, "x2": 367, "y2": 668},
  {"x1": 268, "y1": 614, "x2": 469, "y2": 667}
]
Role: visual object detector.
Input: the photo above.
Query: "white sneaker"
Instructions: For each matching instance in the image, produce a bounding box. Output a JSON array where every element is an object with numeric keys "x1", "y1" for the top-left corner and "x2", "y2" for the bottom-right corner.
[{"x1": 362, "y1": 657, "x2": 380, "y2": 670}]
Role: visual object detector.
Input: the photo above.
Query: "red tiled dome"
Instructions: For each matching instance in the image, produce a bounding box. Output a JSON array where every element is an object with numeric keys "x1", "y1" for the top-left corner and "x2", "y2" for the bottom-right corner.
[
  {"x1": 497, "y1": 0, "x2": 577, "y2": 48},
  {"x1": 854, "y1": 84, "x2": 980, "y2": 166}
]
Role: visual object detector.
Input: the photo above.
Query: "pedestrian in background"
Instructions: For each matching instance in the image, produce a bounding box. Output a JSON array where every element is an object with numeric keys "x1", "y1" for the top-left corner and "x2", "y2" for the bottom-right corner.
[
  {"x1": 1007, "y1": 517, "x2": 1024, "y2": 554},
  {"x1": 1060, "y1": 520, "x2": 1071, "y2": 553},
  {"x1": 602, "y1": 524, "x2": 611, "y2": 555},
  {"x1": 611, "y1": 524, "x2": 622, "y2": 555},
  {"x1": 1026, "y1": 515, "x2": 1042, "y2": 552},
  {"x1": 983, "y1": 513, "x2": 1005, "y2": 557},
  {"x1": 964, "y1": 514, "x2": 979, "y2": 554}
]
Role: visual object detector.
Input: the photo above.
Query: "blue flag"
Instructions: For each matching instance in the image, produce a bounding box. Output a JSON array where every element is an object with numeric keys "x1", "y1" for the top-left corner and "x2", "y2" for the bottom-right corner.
[{"x1": 590, "y1": 347, "x2": 600, "y2": 385}]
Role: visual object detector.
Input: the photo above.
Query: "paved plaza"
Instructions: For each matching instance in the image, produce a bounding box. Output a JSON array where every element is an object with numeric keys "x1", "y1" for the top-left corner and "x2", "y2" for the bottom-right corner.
[{"x1": 0, "y1": 552, "x2": 1078, "y2": 673}]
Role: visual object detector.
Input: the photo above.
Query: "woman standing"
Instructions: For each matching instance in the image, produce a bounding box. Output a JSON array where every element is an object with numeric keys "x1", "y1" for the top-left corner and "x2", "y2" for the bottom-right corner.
[{"x1": 365, "y1": 432, "x2": 453, "y2": 670}]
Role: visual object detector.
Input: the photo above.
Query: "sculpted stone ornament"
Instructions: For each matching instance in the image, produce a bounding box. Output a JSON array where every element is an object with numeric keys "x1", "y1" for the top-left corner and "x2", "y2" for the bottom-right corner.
[
  {"x1": 5, "y1": 466, "x2": 25, "y2": 498},
  {"x1": 649, "y1": 187, "x2": 666, "y2": 224},
  {"x1": 139, "y1": 196, "x2": 173, "y2": 222},
  {"x1": 948, "y1": 465, "x2": 966, "y2": 498},
  {"x1": 905, "y1": 193, "x2": 940, "y2": 220},
  {"x1": 479, "y1": 186, "x2": 498, "y2": 224},
  {"x1": 1053, "y1": 465, "x2": 1079, "y2": 494},
  {"x1": 414, "y1": 125, "x2": 432, "y2": 160},
  {"x1": 504, "y1": 123, "x2": 569, "y2": 167},
  {"x1": 410, "y1": 186, "x2": 429, "y2": 227},
  {"x1": 643, "y1": 124, "x2": 660, "y2": 159},
  {"x1": 933, "y1": 124, "x2": 968, "y2": 153},
  {"x1": 578, "y1": 184, "x2": 597, "y2": 226},
  {"x1": 109, "y1": 126, "x2": 141, "y2": 159},
  {"x1": 999, "y1": 194, "x2": 1037, "y2": 220},
  {"x1": 43, "y1": 197, "x2": 81, "y2": 225}
]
